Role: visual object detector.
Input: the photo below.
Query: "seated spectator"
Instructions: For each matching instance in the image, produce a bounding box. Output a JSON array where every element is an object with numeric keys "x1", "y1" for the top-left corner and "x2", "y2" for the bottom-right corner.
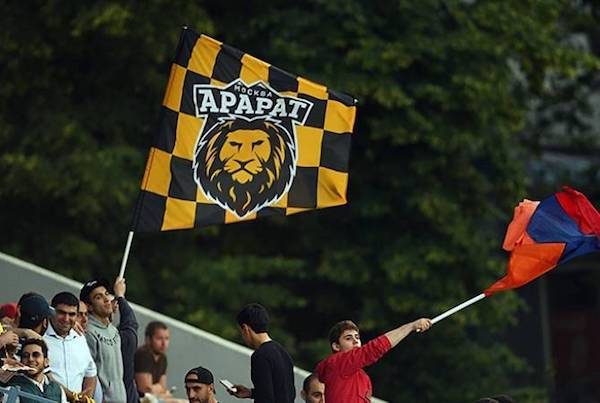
[
  {"x1": 44, "y1": 291, "x2": 97, "y2": 402},
  {"x1": 5, "y1": 338, "x2": 67, "y2": 402},
  {"x1": 301, "y1": 373, "x2": 324, "y2": 403},
  {"x1": 135, "y1": 321, "x2": 171, "y2": 398},
  {"x1": 0, "y1": 303, "x2": 18, "y2": 328},
  {"x1": 184, "y1": 366, "x2": 218, "y2": 403}
]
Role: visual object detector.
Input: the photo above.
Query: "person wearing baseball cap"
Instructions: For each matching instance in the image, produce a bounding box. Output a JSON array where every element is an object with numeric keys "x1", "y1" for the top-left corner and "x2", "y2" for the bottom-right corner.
[
  {"x1": 185, "y1": 366, "x2": 218, "y2": 403},
  {"x1": 17, "y1": 293, "x2": 55, "y2": 336},
  {"x1": 80, "y1": 278, "x2": 127, "y2": 403},
  {"x1": 79, "y1": 279, "x2": 112, "y2": 306}
]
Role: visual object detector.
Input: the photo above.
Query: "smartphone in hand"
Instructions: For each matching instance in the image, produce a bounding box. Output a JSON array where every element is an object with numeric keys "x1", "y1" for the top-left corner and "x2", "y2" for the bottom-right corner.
[{"x1": 219, "y1": 379, "x2": 237, "y2": 393}]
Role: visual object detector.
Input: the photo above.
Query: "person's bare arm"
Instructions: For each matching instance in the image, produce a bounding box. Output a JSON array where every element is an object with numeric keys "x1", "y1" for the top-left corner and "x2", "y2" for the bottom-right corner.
[
  {"x1": 0, "y1": 331, "x2": 18, "y2": 349},
  {"x1": 384, "y1": 318, "x2": 432, "y2": 347},
  {"x1": 81, "y1": 376, "x2": 97, "y2": 398},
  {"x1": 158, "y1": 374, "x2": 168, "y2": 393},
  {"x1": 11, "y1": 328, "x2": 41, "y2": 339},
  {"x1": 135, "y1": 372, "x2": 154, "y2": 393},
  {"x1": 72, "y1": 321, "x2": 85, "y2": 336}
]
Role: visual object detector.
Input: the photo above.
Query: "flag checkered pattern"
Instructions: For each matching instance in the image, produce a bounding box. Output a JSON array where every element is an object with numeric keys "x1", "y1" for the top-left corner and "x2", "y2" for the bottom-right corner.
[{"x1": 132, "y1": 28, "x2": 356, "y2": 231}]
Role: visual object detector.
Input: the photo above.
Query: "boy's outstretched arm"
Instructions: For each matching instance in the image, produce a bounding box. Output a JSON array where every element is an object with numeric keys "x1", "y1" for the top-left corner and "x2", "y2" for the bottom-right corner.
[{"x1": 385, "y1": 318, "x2": 432, "y2": 347}]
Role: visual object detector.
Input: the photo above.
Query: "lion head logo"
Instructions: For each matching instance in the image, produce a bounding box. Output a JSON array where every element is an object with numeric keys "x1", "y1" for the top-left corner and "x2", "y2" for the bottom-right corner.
[{"x1": 193, "y1": 117, "x2": 296, "y2": 217}]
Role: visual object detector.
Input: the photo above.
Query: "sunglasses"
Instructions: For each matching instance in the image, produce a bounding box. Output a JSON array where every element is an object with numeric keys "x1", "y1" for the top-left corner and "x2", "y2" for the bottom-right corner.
[{"x1": 22, "y1": 351, "x2": 44, "y2": 360}]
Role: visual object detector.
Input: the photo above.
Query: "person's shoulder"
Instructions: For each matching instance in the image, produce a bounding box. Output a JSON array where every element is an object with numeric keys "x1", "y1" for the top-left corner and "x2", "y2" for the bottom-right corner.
[
  {"x1": 315, "y1": 354, "x2": 334, "y2": 378},
  {"x1": 4, "y1": 372, "x2": 27, "y2": 386},
  {"x1": 84, "y1": 328, "x2": 99, "y2": 340},
  {"x1": 47, "y1": 377, "x2": 63, "y2": 388},
  {"x1": 254, "y1": 340, "x2": 279, "y2": 354},
  {"x1": 272, "y1": 340, "x2": 293, "y2": 360},
  {"x1": 0, "y1": 369, "x2": 18, "y2": 385},
  {"x1": 135, "y1": 344, "x2": 152, "y2": 356},
  {"x1": 264, "y1": 339, "x2": 288, "y2": 351},
  {"x1": 42, "y1": 333, "x2": 55, "y2": 344},
  {"x1": 72, "y1": 331, "x2": 91, "y2": 347},
  {"x1": 316, "y1": 352, "x2": 338, "y2": 369},
  {"x1": 134, "y1": 345, "x2": 155, "y2": 366}
]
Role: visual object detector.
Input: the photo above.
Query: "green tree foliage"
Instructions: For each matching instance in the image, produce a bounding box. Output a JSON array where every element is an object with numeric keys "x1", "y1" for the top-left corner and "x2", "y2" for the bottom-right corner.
[
  {"x1": 1, "y1": 1, "x2": 598, "y2": 401},
  {"x1": 0, "y1": 1, "x2": 213, "y2": 276},
  {"x1": 522, "y1": 0, "x2": 600, "y2": 200}
]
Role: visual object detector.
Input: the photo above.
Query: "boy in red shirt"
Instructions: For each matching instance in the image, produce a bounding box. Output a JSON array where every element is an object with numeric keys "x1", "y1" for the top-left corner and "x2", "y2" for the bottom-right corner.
[{"x1": 316, "y1": 317, "x2": 431, "y2": 403}]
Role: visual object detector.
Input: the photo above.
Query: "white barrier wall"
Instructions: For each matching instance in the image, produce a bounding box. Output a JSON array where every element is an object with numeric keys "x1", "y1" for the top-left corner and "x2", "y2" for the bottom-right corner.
[{"x1": 0, "y1": 252, "x2": 387, "y2": 402}]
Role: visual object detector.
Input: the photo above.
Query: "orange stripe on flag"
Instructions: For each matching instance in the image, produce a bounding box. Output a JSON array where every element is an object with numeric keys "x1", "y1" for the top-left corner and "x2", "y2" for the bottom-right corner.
[
  {"x1": 502, "y1": 199, "x2": 539, "y2": 251},
  {"x1": 484, "y1": 242, "x2": 565, "y2": 295}
]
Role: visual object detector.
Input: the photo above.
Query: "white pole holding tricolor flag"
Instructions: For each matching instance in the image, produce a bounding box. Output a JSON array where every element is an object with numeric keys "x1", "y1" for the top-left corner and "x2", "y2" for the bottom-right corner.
[
  {"x1": 430, "y1": 187, "x2": 599, "y2": 327},
  {"x1": 431, "y1": 293, "x2": 486, "y2": 325}
]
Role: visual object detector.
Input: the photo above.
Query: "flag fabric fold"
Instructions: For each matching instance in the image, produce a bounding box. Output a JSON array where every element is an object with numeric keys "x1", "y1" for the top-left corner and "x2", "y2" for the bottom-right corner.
[
  {"x1": 132, "y1": 28, "x2": 357, "y2": 231},
  {"x1": 484, "y1": 187, "x2": 600, "y2": 296}
]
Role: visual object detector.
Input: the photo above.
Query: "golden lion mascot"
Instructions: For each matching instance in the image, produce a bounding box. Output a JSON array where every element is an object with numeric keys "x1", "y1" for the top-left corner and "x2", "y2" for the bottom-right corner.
[{"x1": 193, "y1": 118, "x2": 296, "y2": 217}]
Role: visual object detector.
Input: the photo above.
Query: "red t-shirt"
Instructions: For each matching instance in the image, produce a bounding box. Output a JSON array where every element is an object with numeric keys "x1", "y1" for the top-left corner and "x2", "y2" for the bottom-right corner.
[{"x1": 315, "y1": 334, "x2": 392, "y2": 403}]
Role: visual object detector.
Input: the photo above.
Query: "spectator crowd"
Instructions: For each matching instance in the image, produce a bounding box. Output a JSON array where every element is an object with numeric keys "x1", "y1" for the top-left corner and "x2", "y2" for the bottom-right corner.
[{"x1": 0, "y1": 276, "x2": 454, "y2": 403}]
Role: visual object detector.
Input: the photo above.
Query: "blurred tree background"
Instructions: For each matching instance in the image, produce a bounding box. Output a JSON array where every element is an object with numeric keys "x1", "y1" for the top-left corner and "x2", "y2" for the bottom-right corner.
[{"x1": 1, "y1": 1, "x2": 599, "y2": 401}]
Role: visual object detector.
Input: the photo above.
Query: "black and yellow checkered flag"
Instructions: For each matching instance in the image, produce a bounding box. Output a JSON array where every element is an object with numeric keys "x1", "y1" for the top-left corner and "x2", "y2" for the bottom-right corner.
[{"x1": 132, "y1": 28, "x2": 356, "y2": 231}]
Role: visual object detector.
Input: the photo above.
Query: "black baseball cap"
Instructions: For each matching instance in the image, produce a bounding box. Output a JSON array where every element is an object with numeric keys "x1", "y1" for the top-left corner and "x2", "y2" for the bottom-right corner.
[
  {"x1": 19, "y1": 294, "x2": 55, "y2": 327},
  {"x1": 80, "y1": 279, "x2": 112, "y2": 304},
  {"x1": 185, "y1": 366, "x2": 214, "y2": 385}
]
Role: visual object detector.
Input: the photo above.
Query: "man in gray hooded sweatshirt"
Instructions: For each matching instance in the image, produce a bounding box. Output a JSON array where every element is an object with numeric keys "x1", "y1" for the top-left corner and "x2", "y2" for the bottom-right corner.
[{"x1": 81, "y1": 278, "x2": 127, "y2": 403}]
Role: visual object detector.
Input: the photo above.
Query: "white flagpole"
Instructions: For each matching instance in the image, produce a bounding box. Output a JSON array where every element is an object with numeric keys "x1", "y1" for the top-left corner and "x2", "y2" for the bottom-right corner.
[
  {"x1": 118, "y1": 231, "x2": 135, "y2": 279},
  {"x1": 431, "y1": 293, "x2": 486, "y2": 325}
]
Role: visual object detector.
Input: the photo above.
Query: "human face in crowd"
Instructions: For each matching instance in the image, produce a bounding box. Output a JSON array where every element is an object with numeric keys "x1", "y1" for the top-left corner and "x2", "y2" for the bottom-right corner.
[
  {"x1": 333, "y1": 329, "x2": 361, "y2": 352},
  {"x1": 150, "y1": 327, "x2": 170, "y2": 354},
  {"x1": 185, "y1": 375, "x2": 214, "y2": 403},
  {"x1": 77, "y1": 300, "x2": 88, "y2": 331},
  {"x1": 88, "y1": 286, "x2": 113, "y2": 319},
  {"x1": 302, "y1": 378, "x2": 325, "y2": 403},
  {"x1": 21, "y1": 343, "x2": 48, "y2": 378},
  {"x1": 52, "y1": 303, "x2": 78, "y2": 336}
]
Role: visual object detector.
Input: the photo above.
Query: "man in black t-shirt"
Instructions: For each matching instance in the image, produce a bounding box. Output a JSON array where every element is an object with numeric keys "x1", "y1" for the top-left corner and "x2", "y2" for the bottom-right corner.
[
  {"x1": 229, "y1": 303, "x2": 295, "y2": 403},
  {"x1": 134, "y1": 321, "x2": 170, "y2": 398}
]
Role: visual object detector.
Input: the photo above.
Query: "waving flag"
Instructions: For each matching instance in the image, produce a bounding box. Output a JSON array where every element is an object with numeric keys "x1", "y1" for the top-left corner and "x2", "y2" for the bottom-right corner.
[
  {"x1": 484, "y1": 187, "x2": 600, "y2": 295},
  {"x1": 132, "y1": 27, "x2": 356, "y2": 231}
]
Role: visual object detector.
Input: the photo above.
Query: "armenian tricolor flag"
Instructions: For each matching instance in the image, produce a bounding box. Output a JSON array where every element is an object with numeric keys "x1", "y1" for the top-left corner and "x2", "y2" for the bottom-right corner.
[{"x1": 485, "y1": 187, "x2": 600, "y2": 295}]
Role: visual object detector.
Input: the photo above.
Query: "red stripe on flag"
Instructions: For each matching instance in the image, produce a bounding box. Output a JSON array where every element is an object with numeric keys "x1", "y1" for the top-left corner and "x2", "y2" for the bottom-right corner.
[{"x1": 556, "y1": 186, "x2": 600, "y2": 236}]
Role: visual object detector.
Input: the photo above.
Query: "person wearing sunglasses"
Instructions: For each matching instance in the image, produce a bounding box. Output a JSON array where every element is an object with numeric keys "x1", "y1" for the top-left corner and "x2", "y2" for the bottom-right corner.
[{"x1": 5, "y1": 338, "x2": 67, "y2": 402}]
